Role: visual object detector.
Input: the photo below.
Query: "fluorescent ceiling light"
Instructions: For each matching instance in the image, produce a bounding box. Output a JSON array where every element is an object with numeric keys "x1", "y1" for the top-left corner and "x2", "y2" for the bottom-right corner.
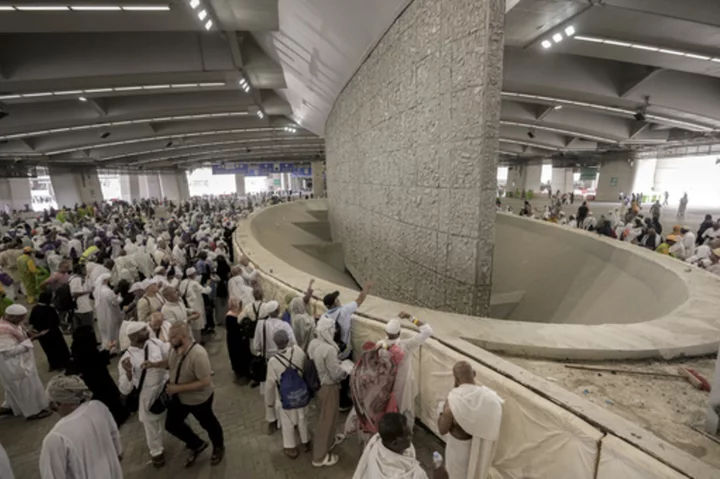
[
  {"x1": 541, "y1": 40, "x2": 552, "y2": 49},
  {"x1": 658, "y1": 48, "x2": 684, "y2": 56},
  {"x1": 84, "y1": 88, "x2": 112, "y2": 93},
  {"x1": 16, "y1": 5, "x2": 69, "y2": 10},
  {"x1": 552, "y1": 33, "x2": 563, "y2": 43},
  {"x1": 22, "y1": 92, "x2": 52, "y2": 97},
  {"x1": 574, "y1": 35, "x2": 603, "y2": 43},
  {"x1": 54, "y1": 90, "x2": 83, "y2": 95},
  {"x1": 204, "y1": 19, "x2": 212, "y2": 30},
  {"x1": 564, "y1": 26, "x2": 575, "y2": 37},
  {"x1": 553, "y1": 105, "x2": 562, "y2": 110},
  {"x1": 114, "y1": 86, "x2": 143, "y2": 91},
  {"x1": 603, "y1": 40, "x2": 631, "y2": 47},
  {"x1": 198, "y1": 82, "x2": 225, "y2": 87},
  {"x1": 142, "y1": 84, "x2": 170, "y2": 89},
  {"x1": 120, "y1": 5, "x2": 170, "y2": 11},
  {"x1": 0, "y1": 94, "x2": 21, "y2": 100},
  {"x1": 70, "y1": 5, "x2": 122, "y2": 11},
  {"x1": 189, "y1": 0, "x2": 199, "y2": 7},
  {"x1": 171, "y1": 83, "x2": 198, "y2": 88},
  {"x1": 197, "y1": 8, "x2": 206, "y2": 19},
  {"x1": 0, "y1": 6, "x2": 16, "y2": 10},
  {"x1": 630, "y1": 44, "x2": 658, "y2": 52},
  {"x1": 78, "y1": 96, "x2": 87, "y2": 102},
  {"x1": 685, "y1": 53, "x2": 711, "y2": 60}
]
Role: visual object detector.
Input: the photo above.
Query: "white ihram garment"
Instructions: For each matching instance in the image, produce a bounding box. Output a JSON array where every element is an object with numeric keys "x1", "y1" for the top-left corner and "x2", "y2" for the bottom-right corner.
[
  {"x1": 376, "y1": 323, "x2": 433, "y2": 425},
  {"x1": 118, "y1": 339, "x2": 170, "y2": 457},
  {"x1": 179, "y1": 278, "x2": 210, "y2": 331},
  {"x1": 265, "y1": 345, "x2": 309, "y2": 448},
  {"x1": 446, "y1": 384, "x2": 504, "y2": 479},
  {"x1": 95, "y1": 283, "x2": 123, "y2": 350},
  {"x1": 0, "y1": 325, "x2": 48, "y2": 417},
  {"x1": 353, "y1": 433, "x2": 427, "y2": 479},
  {"x1": 39, "y1": 400, "x2": 123, "y2": 479}
]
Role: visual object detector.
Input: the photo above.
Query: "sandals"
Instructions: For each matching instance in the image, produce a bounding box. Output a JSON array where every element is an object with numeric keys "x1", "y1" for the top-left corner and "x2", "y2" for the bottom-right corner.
[
  {"x1": 210, "y1": 447, "x2": 224, "y2": 466},
  {"x1": 283, "y1": 447, "x2": 299, "y2": 459},
  {"x1": 184, "y1": 441, "x2": 208, "y2": 468},
  {"x1": 312, "y1": 453, "x2": 339, "y2": 468}
]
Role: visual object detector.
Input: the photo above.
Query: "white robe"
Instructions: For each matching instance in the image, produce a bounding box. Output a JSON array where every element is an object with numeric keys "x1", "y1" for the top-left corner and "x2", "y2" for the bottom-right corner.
[
  {"x1": 253, "y1": 317, "x2": 296, "y2": 359},
  {"x1": 681, "y1": 232, "x2": 696, "y2": 258},
  {"x1": 377, "y1": 324, "x2": 433, "y2": 425},
  {"x1": 118, "y1": 339, "x2": 169, "y2": 456},
  {"x1": 265, "y1": 345, "x2": 309, "y2": 448},
  {"x1": 446, "y1": 384, "x2": 504, "y2": 479},
  {"x1": 87, "y1": 264, "x2": 110, "y2": 291},
  {"x1": 353, "y1": 433, "x2": 428, "y2": 479},
  {"x1": 0, "y1": 442, "x2": 14, "y2": 479},
  {"x1": 0, "y1": 326, "x2": 48, "y2": 417},
  {"x1": 228, "y1": 276, "x2": 253, "y2": 306},
  {"x1": 179, "y1": 278, "x2": 210, "y2": 330},
  {"x1": 95, "y1": 285, "x2": 123, "y2": 349},
  {"x1": 39, "y1": 401, "x2": 123, "y2": 479}
]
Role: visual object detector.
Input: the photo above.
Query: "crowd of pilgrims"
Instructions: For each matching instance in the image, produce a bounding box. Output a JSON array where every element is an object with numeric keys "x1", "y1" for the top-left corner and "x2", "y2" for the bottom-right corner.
[
  {"x1": 0, "y1": 192, "x2": 504, "y2": 479},
  {"x1": 509, "y1": 192, "x2": 720, "y2": 276}
]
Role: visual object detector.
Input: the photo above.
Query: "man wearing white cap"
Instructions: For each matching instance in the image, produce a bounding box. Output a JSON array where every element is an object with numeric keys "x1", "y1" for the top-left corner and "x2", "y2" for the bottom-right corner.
[
  {"x1": 375, "y1": 312, "x2": 433, "y2": 426},
  {"x1": 0, "y1": 304, "x2": 52, "y2": 420},
  {"x1": 252, "y1": 300, "x2": 296, "y2": 362},
  {"x1": 179, "y1": 267, "x2": 212, "y2": 342},
  {"x1": 118, "y1": 321, "x2": 170, "y2": 467}
]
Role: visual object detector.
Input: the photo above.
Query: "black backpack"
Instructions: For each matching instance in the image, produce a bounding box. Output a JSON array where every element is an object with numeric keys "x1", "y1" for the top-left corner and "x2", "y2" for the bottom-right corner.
[
  {"x1": 53, "y1": 277, "x2": 76, "y2": 312},
  {"x1": 239, "y1": 302, "x2": 261, "y2": 340}
]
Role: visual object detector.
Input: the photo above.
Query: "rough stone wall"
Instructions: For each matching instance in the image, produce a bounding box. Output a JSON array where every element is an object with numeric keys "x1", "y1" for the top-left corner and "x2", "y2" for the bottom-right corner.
[{"x1": 325, "y1": 0, "x2": 505, "y2": 316}]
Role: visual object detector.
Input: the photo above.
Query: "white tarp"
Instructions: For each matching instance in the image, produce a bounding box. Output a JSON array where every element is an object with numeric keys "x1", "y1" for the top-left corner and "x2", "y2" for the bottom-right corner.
[{"x1": 597, "y1": 435, "x2": 687, "y2": 479}]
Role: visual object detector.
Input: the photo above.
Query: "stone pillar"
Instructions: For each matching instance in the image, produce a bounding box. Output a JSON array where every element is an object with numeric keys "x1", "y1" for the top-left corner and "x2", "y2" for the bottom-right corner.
[
  {"x1": 551, "y1": 167, "x2": 574, "y2": 194},
  {"x1": 159, "y1": 173, "x2": 181, "y2": 202},
  {"x1": 523, "y1": 165, "x2": 542, "y2": 193},
  {"x1": 311, "y1": 161, "x2": 325, "y2": 197},
  {"x1": 6, "y1": 178, "x2": 32, "y2": 211},
  {"x1": 49, "y1": 166, "x2": 103, "y2": 208},
  {"x1": 139, "y1": 174, "x2": 162, "y2": 199},
  {"x1": 177, "y1": 171, "x2": 190, "y2": 201},
  {"x1": 119, "y1": 174, "x2": 140, "y2": 203},
  {"x1": 324, "y1": 0, "x2": 505, "y2": 316},
  {"x1": 235, "y1": 174, "x2": 246, "y2": 196},
  {"x1": 596, "y1": 160, "x2": 635, "y2": 202}
]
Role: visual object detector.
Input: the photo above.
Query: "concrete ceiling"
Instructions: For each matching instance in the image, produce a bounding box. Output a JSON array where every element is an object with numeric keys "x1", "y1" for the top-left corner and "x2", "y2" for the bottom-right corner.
[{"x1": 1, "y1": 0, "x2": 720, "y2": 170}]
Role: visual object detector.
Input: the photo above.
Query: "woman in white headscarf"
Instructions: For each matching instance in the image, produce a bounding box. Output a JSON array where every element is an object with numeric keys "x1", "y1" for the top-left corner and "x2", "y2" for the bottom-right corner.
[
  {"x1": 289, "y1": 297, "x2": 315, "y2": 352},
  {"x1": 94, "y1": 273, "x2": 122, "y2": 352}
]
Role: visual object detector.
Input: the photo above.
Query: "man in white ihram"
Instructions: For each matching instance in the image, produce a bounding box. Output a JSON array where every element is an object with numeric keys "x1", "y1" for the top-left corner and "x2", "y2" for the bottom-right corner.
[
  {"x1": 40, "y1": 374, "x2": 123, "y2": 479},
  {"x1": 376, "y1": 312, "x2": 433, "y2": 425},
  {"x1": 438, "y1": 361, "x2": 504, "y2": 479},
  {"x1": 118, "y1": 321, "x2": 170, "y2": 468},
  {"x1": 0, "y1": 303, "x2": 52, "y2": 420}
]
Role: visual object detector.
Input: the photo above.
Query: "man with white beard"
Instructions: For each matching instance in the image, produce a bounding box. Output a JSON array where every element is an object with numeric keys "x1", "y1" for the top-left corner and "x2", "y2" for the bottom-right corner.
[
  {"x1": 118, "y1": 321, "x2": 170, "y2": 467},
  {"x1": 0, "y1": 304, "x2": 52, "y2": 419},
  {"x1": 438, "y1": 361, "x2": 503, "y2": 479}
]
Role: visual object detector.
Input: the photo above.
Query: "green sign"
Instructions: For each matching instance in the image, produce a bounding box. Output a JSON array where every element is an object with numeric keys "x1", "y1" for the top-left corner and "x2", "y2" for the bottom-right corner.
[
  {"x1": 273, "y1": 179, "x2": 281, "y2": 186},
  {"x1": 610, "y1": 177, "x2": 618, "y2": 187}
]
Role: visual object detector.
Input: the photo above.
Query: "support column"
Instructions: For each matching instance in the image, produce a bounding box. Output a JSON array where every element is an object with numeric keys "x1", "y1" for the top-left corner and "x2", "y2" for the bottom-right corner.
[
  {"x1": 139, "y1": 174, "x2": 162, "y2": 199},
  {"x1": 311, "y1": 161, "x2": 325, "y2": 197},
  {"x1": 7, "y1": 178, "x2": 32, "y2": 211},
  {"x1": 49, "y1": 166, "x2": 103, "y2": 209},
  {"x1": 119, "y1": 174, "x2": 140, "y2": 203},
  {"x1": 596, "y1": 159, "x2": 635, "y2": 202},
  {"x1": 235, "y1": 174, "x2": 246, "y2": 196},
  {"x1": 506, "y1": 165, "x2": 542, "y2": 196},
  {"x1": 177, "y1": 171, "x2": 190, "y2": 201},
  {"x1": 158, "y1": 173, "x2": 181, "y2": 202},
  {"x1": 551, "y1": 167, "x2": 574, "y2": 194}
]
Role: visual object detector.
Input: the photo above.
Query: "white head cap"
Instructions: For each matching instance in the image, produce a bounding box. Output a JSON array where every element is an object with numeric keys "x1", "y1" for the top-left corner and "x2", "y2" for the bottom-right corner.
[
  {"x1": 259, "y1": 300, "x2": 279, "y2": 318},
  {"x1": 129, "y1": 282, "x2": 144, "y2": 293},
  {"x1": 126, "y1": 322, "x2": 147, "y2": 335},
  {"x1": 386, "y1": 318, "x2": 401, "y2": 335},
  {"x1": 185, "y1": 267, "x2": 196, "y2": 277},
  {"x1": 5, "y1": 304, "x2": 27, "y2": 316}
]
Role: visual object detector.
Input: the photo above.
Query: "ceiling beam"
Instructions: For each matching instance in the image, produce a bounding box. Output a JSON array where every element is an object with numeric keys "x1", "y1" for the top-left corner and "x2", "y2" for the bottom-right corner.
[
  {"x1": 620, "y1": 68, "x2": 665, "y2": 98},
  {"x1": 536, "y1": 106, "x2": 555, "y2": 121},
  {"x1": 629, "y1": 121, "x2": 650, "y2": 139},
  {"x1": 84, "y1": 98, "x2": 107, "y2": 117},
  {"x1": 228, "y1": 31, "x2": 244, "y2": 68}
]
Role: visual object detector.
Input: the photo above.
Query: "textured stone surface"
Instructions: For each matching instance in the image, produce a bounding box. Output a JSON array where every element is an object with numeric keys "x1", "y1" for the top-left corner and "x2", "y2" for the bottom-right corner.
[{"x1": 325, "y1": 0, "x2": 505, "y2": 315}]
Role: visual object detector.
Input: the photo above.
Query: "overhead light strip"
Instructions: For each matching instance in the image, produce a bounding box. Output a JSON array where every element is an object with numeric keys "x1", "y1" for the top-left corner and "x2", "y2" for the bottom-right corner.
[
  {"x1": 3, "y1": 4, "x2": 170, "y2": 12},
  {"x1": 137, "y1": 145, "x2": 325, "y2": 166},
  {"x1": 0, "y1": 81, "x2": 225, "y2": 101},
  {"x1": 501, "y1": 91, "x2": 715, "y2": 132},
  {"x1": 574, "y1": 35, "x2": 720, "y2": 64},
  {"x1": 0, "y1": 111, "x2": 250, "y2": 141},
  {"x1": 500, "y1": 138, "x2": 561, "y2": 151}
]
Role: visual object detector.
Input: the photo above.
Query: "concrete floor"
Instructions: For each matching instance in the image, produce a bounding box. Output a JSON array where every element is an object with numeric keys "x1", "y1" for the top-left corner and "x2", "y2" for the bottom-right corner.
[{"x1": 0, "y1": 326, "x2": 444, "y2": 478}]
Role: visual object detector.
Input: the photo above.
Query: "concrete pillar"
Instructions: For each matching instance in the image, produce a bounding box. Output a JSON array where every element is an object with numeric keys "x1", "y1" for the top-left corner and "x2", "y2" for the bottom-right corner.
[
  {"x1": 506, "y1": 165, "x2": 542, "y2": 196},
  {"x1": 159, "y1": 173, "x2": 181, "y2": 202},
  {"x1": 49, "y1": 166, "x2": 103, "y2": 208},
  {"x1": 119, "y1": 174, "x2": 140, "y2": 203},
  {"x1": 551, "y1": 167, "x2": 574, "y2": 194},
  {"x1": 311, "y1": 161, "x2": 325, "y2": 197},
  {"x1": 3, "y1": 178, "x2": 32, "y2": 211},
  {"x1": 324, "y1": 0, "x2": 504, "y2": 316},
  {"x1": 177, "y1": 171, "x2": 190, "y2": 201},
  {"x1": 523, "y1": 165, "x2": 542, "y2": 193},
  {"x1": 235, "y1": 174, "x2": 246, "y2": 196},
  {"x1": 139, "y1": 174, "x2": 162, "y2": 199},
  {"x1": 596, "y1": 160, "x2": 635, "y2": 202}
]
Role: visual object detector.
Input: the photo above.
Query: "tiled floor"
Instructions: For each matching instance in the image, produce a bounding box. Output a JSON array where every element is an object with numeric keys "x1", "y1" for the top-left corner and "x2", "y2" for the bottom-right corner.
[{"x1": 1, "y1": 326, "x2": 444, "y2": 478}]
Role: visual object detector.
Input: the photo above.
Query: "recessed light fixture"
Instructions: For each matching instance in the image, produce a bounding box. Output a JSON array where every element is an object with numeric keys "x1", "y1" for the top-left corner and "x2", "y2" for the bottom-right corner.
[
  {"x1": 552, "y1": 33, "x2": 563, "y2": 43},
  {"x1": 564, "y1": 26, "x2": 575, "y2": 36},
  {"x1": 197, "y1": 8, "x2": 206, "y2": 20},
  {"x1": 257, "y1": 111, "x2": 264, "y2": 119},
  {"x1": 189, "y1": 0, "x2": 200, "y2": 8},
  {"x1": 541, "y1": 40, "x2": 552, "y2": 49},
  {"x1": 204, "y1": 19, "x2": 212, "y2": 30},
  {"x1": 554, "y1": 105, "x2": 562, "y2": 110},
  {"x1": 78, "y1": 96, "x2": 87, "y2": 102}
]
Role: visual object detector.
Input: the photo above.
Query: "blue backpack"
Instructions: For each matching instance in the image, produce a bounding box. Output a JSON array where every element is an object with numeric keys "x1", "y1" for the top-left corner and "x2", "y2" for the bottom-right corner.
[{"x1": 275, "y1": 350, "x2": 311, "y2": 410}]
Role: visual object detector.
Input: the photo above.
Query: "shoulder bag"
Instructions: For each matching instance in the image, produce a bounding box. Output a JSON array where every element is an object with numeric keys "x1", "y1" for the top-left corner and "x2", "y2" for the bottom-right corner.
[{"x1": 149, "y1": 343, "x2": 195, "y2": 414}]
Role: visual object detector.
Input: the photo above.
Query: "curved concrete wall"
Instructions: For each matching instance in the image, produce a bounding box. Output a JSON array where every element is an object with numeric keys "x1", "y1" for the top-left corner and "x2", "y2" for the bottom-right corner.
[
  {"x1": 493, "y1": 213, "x2": 688, "y2": 324},
  {"x1": 234, "y1": 202, "x2": 720, "y2": 478},
  {"x1": 325, "y1": 0, "x2": 505, "y2": 316}
]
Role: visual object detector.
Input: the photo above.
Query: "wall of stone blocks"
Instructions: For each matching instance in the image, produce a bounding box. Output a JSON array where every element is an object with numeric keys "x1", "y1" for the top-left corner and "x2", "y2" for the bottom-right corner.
[{"x1": 325, "y1": 0, "x2": 505, "y2": 315}]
